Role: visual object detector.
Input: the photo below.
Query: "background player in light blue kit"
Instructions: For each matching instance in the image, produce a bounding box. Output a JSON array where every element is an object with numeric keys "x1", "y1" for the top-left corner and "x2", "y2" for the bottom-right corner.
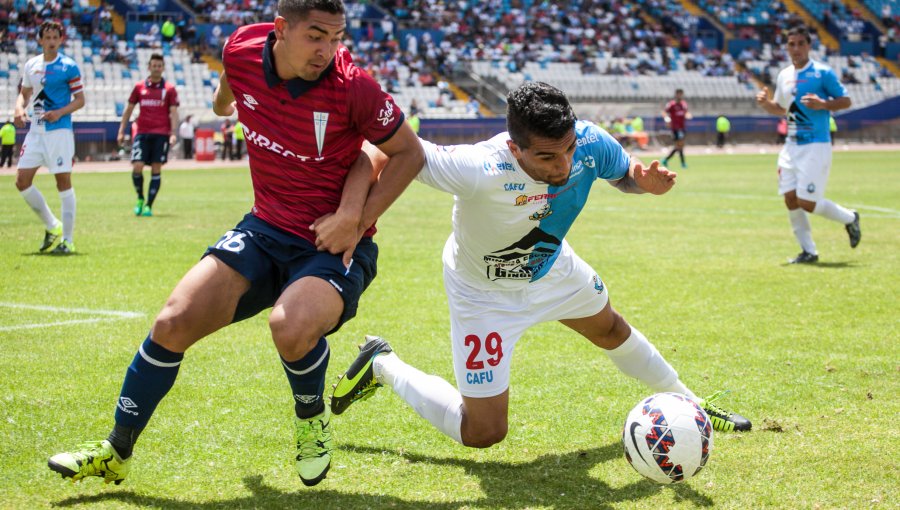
[
  {"x1": 13, "y1": 20, "x2": 84, "y2": 255},
  {"x1": 331, "y1": 82, "x2": 751, "y2": 449},
  {"x1": 756, "y1": 25, "x2": 860, "y2": 264}
]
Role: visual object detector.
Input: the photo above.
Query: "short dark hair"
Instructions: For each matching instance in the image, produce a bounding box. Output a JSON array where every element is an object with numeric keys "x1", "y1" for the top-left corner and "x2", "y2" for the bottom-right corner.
[
  {"x1": 675, "y1": 88, "x2": 684, "y2": 94},
  {"x1": 38, "y1": 21, "x2": 63, "y2": 39},
  {"x1": 277, "y1": 0, "x2": 345, "y2": 23},
  {"x1": 149, "y1": 53, "x2": 165, "y2": 63},
  {"x1": 787, "y1": 26, "x2": 812, "y2": 44},
  {"x1": 506, "y1": 82, "x2": 576, "y2": 149}
]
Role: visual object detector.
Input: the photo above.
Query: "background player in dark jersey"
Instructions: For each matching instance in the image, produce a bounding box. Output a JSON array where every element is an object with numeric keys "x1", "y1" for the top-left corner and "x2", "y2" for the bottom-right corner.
[
  {"x1": 48, "y1": 0, "x2": 424, "y2": 488},
  {"x1": 118, "y1": 53, "x2": 179, "y2": 217},
  {"x1": 662, "y1": 88, "x2": 691, "y2": 169}
]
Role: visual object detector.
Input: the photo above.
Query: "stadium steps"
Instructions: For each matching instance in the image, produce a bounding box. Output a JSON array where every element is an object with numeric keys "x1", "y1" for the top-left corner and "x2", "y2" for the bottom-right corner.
[
  {"x1": 876, "y1": 57, "x2": 900, "y2": 78},
  {"x1": 201, "y1": 54, "x2": 224, "y2": 74},
  {"x1": 87, "y1": 0, "x2": 126, "y2": 35},
  {"x1": 444, "y1": 75, "x2": 494, "y2": 117},
  {"x1": 781, "y1": 0, "x2": 840, "y2": 51},
  {"x1": 678, "y1": 0, "x2": 735, "y2": 50},
  {"x1": 842, "y1": 0, "x2": 887, "y2": 33}
]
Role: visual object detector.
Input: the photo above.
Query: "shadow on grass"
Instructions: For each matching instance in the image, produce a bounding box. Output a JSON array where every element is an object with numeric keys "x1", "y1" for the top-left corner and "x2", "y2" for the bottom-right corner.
[
  {"x1": 779, "y1": 261, "x2": 856, "y2": 269},
  {"x1": 52, "y1": 442, "x2": 714, "y2": 510},
  {"x1": 25, "y1": 252, "x2": 83, "y2": 257}
]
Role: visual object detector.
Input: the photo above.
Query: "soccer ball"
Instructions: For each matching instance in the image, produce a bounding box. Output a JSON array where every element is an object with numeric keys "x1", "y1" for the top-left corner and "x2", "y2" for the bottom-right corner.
[{"x1": 621, "y1": 392, "x2": 713, "y2": 484}]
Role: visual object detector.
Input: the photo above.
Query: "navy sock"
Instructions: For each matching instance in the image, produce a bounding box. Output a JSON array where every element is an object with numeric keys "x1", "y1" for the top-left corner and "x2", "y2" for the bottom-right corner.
[
  {"x1": 132, "y1": 174, "x2": 144, "y2": 200},
  {"x1": 147, "y1": 175, "x2": 161, "y2": 207},
  {"x1": 665, "y1": 148, "x2": 677, "y2": 161},
  {"x1": 113, "y1": 336, "x2": 183, "y2": 437},
  {"x1": 281, "y1": 337, "x2": 330, "y2": 419},
  {"x1": 679, "y1": 149, "x2": 686, "y2": 164}
]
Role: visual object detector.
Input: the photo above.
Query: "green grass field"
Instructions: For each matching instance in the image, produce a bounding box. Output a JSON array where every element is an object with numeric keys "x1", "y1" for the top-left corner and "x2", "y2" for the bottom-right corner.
[{"x1": 1, "y1": 150, "x2": 897, "y2": 509}]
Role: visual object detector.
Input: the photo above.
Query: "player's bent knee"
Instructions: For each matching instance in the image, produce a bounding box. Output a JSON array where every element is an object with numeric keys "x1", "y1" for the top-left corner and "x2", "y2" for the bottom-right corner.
[
  {"x1": 151, "y1": 307, "x2": 202, "y2": 352},
  {"x1": 462, "y1": 425, "x2": 507, "y2": 448},
  {"x1": 268, "y1": 317, "x2": 320, "y2": 361}
]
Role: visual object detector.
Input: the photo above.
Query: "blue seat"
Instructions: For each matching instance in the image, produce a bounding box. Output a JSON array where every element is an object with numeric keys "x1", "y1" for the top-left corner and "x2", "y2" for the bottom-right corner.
[{"x1": 115, "y1": 102, "x2": 125, "y2": 116}]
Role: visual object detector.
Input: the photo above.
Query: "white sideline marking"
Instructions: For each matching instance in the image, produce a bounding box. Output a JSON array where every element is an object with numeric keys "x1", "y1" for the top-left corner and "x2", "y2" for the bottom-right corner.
[
  {"x1": 679, "y1": 193, "x2": 900, "y2": 218},
  {"x1": 0, "y1": 302, "x2": 144, "y2": 332}
]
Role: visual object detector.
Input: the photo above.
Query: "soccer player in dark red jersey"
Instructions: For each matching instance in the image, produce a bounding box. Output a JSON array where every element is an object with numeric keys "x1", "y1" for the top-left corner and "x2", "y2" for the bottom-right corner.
[
  {"x1": 48, "y1": 0, "x2": 424, "y2": 488},
  {"x1": 118, "y1": 53, "x2": 179, "y2": 217},
  {"x1": 662, "y1": 88, "x2": 691, "y2": 169}
]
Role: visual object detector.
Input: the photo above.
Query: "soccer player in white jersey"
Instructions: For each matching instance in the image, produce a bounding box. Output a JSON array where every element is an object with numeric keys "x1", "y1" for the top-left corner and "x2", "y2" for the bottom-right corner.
[
  {"x1": 14, "y1": 20, "x2": 84, "y2": 255},
  {"x1": 331, "y1": 82, "x2": 751, "y2": 444},
  {"x1": 756, "y1": 26, "x2": 860, "y2": 264}
]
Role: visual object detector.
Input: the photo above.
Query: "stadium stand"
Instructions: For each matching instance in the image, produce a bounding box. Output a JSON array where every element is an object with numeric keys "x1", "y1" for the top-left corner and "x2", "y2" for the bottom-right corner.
[{"x1": 3, "y1": 0, "x2": 900, "y2": 135}]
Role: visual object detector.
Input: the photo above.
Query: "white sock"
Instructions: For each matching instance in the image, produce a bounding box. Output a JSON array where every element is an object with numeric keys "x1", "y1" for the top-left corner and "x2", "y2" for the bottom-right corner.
[
  {"x1": 59, "y1": 188, "x2": 76, "y2": 242},
  {"x1": 604, "y1": 328, "x2": 697, "y2": 400},
  {"x1": 374, "y1": 352, "x2": 464, "y2": 444},
  {"x1": 812, "y1": 199, "x2": 855, "y2": 225},
  {"x1": 20, "y1": 185, "x2": 59, "y2": 230},
  {"x1": 788, "y1": 208, "x2": 817, "y2": 255}
]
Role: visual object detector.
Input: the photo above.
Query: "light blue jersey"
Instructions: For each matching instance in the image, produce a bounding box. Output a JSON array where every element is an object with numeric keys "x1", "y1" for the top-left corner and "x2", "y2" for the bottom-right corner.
[
  {"x1": 21, "y1": 53, "x2": 83, "y2": 133},
  {"x1": 774, "y1": 59, "x2": 847, "y2": 145},
  {"x1": 418, "y1": 120, "x2": 630, "y2": 290}
]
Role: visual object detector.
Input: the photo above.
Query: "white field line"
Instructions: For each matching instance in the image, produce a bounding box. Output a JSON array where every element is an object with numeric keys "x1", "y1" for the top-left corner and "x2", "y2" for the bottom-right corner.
[
  {"x1": 679, "y1": 193, "x2": 900, "y2": 218},
  {"x1": 0, "y1": 302, "x2": 144, "y2": 332}
]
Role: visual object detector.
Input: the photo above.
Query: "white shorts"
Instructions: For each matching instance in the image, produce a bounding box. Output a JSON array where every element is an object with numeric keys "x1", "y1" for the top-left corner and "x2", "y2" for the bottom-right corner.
[
  {"x1": 445, "y1": 241, "x2": 610, "y2": 398},
  {"x1": 18, "y1": 129, "x2": 75, "y2": 174},
  {"x1": 777, "y1": 142, "x2": 832, "y2": 201}
]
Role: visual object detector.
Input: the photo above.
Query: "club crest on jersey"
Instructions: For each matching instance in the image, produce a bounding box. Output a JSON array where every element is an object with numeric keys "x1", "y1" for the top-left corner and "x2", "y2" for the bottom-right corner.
[
  {"x1": 242, "y1": 94, "x2": 258, "y2": 111},
  {"x1": 807, "y1": 183, "x2": 815, "y2": 193},
  {"x1": 314, "y1": 112, "x2": 329, "y2": 157},
  {"x1": 583, "y1": 155, "x2": 595, "y2": 168},
  {"x1": 529, "y1": 203, "x2": 552, "y2": 221},
  {"x1": 377, "y1": 100, "x2": 395, "y2": 126}
]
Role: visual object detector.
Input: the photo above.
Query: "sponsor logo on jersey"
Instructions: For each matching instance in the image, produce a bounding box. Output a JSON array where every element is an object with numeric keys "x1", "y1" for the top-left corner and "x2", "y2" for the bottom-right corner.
[
  {"x1": 513, "y1": 192, "x2": 558, "y2": 205},
  {"x1": 377, "y1": 100, "x2": 395, "y2": 126},
  {"x1": 483, "y1": 161, "x2": 514, "y2": 176},
  {"x1": 242, "y1": 94, "x2": 258, "y2": 111},
  {"x1": 576, "y1": 131, "x2": 599, "y2": 147},
  {"x1": 569, "y1": 160, "x2": 584, "y2": 178},
  {"x1": 243, "y1": 126, "x2": 325, "y2": 161},
  {"x1": 504, "y1": 183, "x2": 525, "y2": 191}
]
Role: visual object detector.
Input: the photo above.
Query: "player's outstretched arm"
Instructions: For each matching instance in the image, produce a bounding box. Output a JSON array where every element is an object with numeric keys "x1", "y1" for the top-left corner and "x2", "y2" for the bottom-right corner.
[
  {"x1": 610, "y1": 157, "x2": 676, "y2": 195},
  {"x1": 311, "y1": 143, "x2": 378, "y2": 266},
  {"x1": 358, "y1": 122, "x2": 425, "y2": 229},
  {"x1": 212, "y1": 72, "x2": 236, "y2": 117}
]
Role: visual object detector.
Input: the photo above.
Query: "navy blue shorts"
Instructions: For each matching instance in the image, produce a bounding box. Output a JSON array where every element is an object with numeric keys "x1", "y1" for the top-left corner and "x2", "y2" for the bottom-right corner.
[
  {"x1": 203, "y1": 213, "x2": 378, "y2": 333},
  {"x1": 671, "y1": 129, "x2": 686, "y2": 142},
  {"x1": 131, "y1": 134, "x2": 170, "y2": 165}
]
